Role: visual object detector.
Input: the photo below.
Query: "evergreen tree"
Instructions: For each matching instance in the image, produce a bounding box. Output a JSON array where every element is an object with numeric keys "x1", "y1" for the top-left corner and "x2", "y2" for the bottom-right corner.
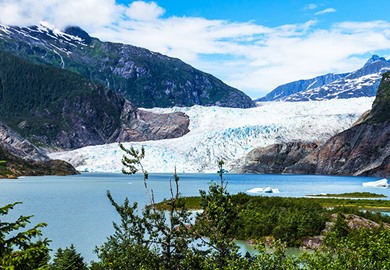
[
  {"x1": 0, "y1": 202, "x2": 50, "y2": 269},
  {"x1": 94, "y1": 144, "x2": 194, "y2": 269},
  {"x1": 51, "y1": 244, "x2": 88, "y2": 270},
  {"x1": 194, "y1": 160, "x2": 241, "y2": 269}
]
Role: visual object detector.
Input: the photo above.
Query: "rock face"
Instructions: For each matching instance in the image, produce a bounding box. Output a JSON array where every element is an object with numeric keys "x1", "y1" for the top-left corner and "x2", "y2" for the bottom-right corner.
[
  {"x1": 239, "y1": 142, "x2": 319, "y2": 174},
  {"x1": 118, "y1": 102, "x2": 190, "y2": 142},
  {"x1": 289, "y1": 121, "x2": 390, "y2": 176},
  {"x1": 0, "y1": 23, "x2": 255, "y2": 108},
  {"x1": 0, "y1": 122, "x2": 49, "y2": 161},
  {"x1": 0, "y1": 145, "x2": 78, "y2": 178},
  {"x1": 258, "y1": 55, "x2": 390, "y2": 102},
  {"x1": 244, "y1": 71, "x2": 390, "y2": 177},
  {"x1": 0, "y1": 122, "x2": 78, "y2": 178},
  {"x1": 0, "y1": 51, "x2": 189, "y2": 150}
]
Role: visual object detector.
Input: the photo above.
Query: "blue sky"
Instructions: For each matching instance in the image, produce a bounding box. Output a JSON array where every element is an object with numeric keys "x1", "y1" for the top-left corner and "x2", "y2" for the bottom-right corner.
[
  {"x1": 1, "y1": 0, "x2": 390, "y2": 98},
  {"x1": 118, "y1": 0, "x2": 385, "y2": 28}
]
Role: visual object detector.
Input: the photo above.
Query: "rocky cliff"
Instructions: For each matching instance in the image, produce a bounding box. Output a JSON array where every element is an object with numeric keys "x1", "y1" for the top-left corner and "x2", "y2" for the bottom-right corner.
[
  {"x1": 0, "y1": 122, "x2": 49, "y2": 161},
  {"x1": 0, "y1": 146, "x2": 78, "y2": 178},
  {"x1": 240, "y1": 71, "x2": 390, "y2": 177},
  {"x1": 0, "y1": 51, "x2": 189, "y2": 150},
  {"x1": 0, "y1": 24, "x2": 255, "y2": 108},
  {"x1": 239, "y1": 142, "x2": 319, "y2": 174},
  {"x1": 0, "y1": 122, "x2": 78, "y2": 178}
]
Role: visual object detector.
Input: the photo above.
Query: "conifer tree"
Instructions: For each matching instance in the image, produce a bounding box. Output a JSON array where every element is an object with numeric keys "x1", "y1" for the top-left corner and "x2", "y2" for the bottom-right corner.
[
  {"x1": 51, "y1": 244, "x2": 88, "y2": 270},
  {"x1": 0, "y1": 202, "x2": 50, "y2": 269}
]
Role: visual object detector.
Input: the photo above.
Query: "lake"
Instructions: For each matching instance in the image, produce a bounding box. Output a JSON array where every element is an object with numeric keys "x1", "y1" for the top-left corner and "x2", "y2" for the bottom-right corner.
[{"x1": 0, "y1": 172, "x2": 387, "y2": 262}]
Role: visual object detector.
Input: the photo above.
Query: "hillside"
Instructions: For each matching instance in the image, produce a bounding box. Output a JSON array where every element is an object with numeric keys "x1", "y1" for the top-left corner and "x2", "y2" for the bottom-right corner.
[
  {"x1": 258, "y1": 55, "x2": 390, "y2": 102},
  {"x1": 0, "y1": 122, "x2": 77, "y2": 178},
  {"x1": 0, "y1": 146, "x2": 77, "y2": 178},
  {"x1": 0, "y1": 24, "x2": 255, "y2": 108},
  {"x1": 0, "y1": 51, "x2": 190, "y2": 150}
]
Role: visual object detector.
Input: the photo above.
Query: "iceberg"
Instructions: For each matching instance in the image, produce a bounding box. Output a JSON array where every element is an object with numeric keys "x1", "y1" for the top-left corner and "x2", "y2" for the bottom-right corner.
[
  {"x1": 247, "y1": 187, "x2": 280, "y2": 194},
  {"x1": 362, "y1": 179, "x2": 388, "y2": 188}
]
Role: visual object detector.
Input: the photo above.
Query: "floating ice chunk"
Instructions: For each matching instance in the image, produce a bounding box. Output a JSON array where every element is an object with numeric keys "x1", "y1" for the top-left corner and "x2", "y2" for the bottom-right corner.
[
  {"x1": 362, "y1": 179, "x2": 388, "y2": 188},
  {"x1": 247, "y1": 187, "x2": 280, "y2": 194}
]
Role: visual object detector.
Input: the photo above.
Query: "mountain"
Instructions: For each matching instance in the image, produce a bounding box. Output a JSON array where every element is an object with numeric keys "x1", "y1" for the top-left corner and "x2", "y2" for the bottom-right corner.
[
  {"x1": 0, "y1": 122, "x2": 77, "y2": 178},
  {"x1": 0, "y1": 51, "x2": 190, "y2": 150},
  {"x1": 49, "y1": 97, "x2": 373, "y2": 173},
  {"x1": 240, "y1": 71, "x2": 390, "y2": 177},
  {"x1": 258, "y1": 55, "x2": 390, "y2": 102},
  {"x1": 0, "y1": 23, "x2": 255, "y2": 108}
]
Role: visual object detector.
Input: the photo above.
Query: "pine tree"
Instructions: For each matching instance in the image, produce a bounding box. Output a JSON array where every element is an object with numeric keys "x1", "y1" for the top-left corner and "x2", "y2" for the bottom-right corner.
[
  {"x1": 0, "y1": 202, "x2": 50, "y2": 269},
  {"x1": 51, "y1": 244, "x2": 88, "y2": 270}
]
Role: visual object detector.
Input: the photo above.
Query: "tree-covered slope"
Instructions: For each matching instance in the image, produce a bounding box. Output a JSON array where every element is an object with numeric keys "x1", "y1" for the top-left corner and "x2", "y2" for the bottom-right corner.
[
  {"x1": 0, "y1": 24, "x2": 255, "y2": 108},
  {"x1": 0, "y1": 51, "x2": 190, "y2": 150}
]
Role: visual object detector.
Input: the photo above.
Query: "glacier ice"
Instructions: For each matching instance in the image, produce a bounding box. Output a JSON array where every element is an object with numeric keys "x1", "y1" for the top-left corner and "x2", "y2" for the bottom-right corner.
[{"x1": 49, "y1": 97, "x2": 374, "y2": 173}]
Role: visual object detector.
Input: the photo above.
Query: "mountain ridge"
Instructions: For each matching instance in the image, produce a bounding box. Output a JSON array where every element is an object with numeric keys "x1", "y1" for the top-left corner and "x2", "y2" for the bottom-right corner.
[
  {"x1": 0, "y1": 50, "x2": 190, "y2": 150},
  {"x1": 0, "y1": 23, "x2": 255, "y2": 108},
  {"x1": 258, "y1": 55, "x2": 390, "y2": 102}
]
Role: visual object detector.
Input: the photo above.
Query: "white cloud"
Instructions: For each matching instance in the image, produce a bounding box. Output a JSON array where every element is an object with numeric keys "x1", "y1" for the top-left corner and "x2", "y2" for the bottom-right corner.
[
  {"x1": 125, "y1": 1, "x2": 165, "y2": 21},
  {"x1": 0, "y1": 1, "x2": 389, "y2": 98},
  {"x1": 315, "y1": 8, "x2": 336, "y2": 15}
]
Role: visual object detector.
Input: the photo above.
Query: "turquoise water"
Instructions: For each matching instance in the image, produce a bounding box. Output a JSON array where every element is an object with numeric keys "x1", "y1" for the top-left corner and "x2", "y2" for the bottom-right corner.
[{"x1": 0, "y1": 173, "x2": 386, "y2": 262}]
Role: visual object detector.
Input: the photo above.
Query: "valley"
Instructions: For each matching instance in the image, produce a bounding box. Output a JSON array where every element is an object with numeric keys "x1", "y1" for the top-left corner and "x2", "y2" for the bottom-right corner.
[{"x1": 50, "y1": 97, "x2": 374, "y2": 173}]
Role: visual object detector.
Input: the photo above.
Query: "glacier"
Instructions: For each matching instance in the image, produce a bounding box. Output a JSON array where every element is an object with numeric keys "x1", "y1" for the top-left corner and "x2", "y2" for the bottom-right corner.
[{"x1": 49, "y1": 97, "x2": 374, "y2": 173}]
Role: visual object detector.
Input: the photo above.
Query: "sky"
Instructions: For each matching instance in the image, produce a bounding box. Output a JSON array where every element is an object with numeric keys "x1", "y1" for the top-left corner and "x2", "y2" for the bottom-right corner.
[{"x1": 0, "y1": 1, "x2": 390, "y2": 98}]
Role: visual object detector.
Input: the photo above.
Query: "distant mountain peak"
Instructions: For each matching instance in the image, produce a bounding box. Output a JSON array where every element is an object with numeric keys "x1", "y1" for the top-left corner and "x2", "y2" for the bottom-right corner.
[
  {"x1": 0, "y1": 23, "x2": 255, "y2": 108},
  {"x1": 364, "y1": 55, "x2": 387, "y2": 66},
  {"x1": 258, "y1": 55, "x2": 390, "y2": 102},
  {"x1": 64, "y1": 26, "x2": 92, "y2": 44}
]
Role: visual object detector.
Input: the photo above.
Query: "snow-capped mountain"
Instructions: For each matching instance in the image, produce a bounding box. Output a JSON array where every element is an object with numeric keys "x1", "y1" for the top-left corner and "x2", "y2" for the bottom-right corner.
[
  {"x1": 49, "y1": 97, "x2": 374, "y2": 173},
  {"x1": 0, "y1": 23, "x2": 254, "y2": 108},
  {"x1": 258, "y1": 55, "x2": 390, "y2": 102}
]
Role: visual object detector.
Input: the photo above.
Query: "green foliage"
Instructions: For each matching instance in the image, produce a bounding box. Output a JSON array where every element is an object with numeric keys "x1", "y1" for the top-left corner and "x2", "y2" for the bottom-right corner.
[
  {"x1": 94, "y1": 144, "x2": 194, "y2": 270},
  {"x1": 0, "y1": 51, "x2": 122, "y2": 148},
  {"x1": 93, "y1": 193, "x2": 162, "y2": 269},
  {"x1": 51, "y1": 244, "x2": 88, "y2": 270},
  {"x1": 368, "y1": 70, "x2": 390, "y2": 123},
  {"x1": 300, "y1": 226, "x2": 390, "y2": 269},
  {"x1": 195, "y1": 161, "x2": 241, "y2": 269},
  {"x1": 0, "y1": 30, "x2": 255, "y2": 108},
  {"x1": 235, "y1": 195, "x2": 327, "y2": 246},
  {"x1": 0, "y1": 202, "x2": 50, "y2": 269}
]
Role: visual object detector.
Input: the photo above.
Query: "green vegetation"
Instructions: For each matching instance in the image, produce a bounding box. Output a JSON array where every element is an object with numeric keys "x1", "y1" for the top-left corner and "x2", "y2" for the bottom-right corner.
[
  {"x1": 0, "y1": 28, "x2": 255, "y2": 108},
  {"x1": 0, "y1": 51, "x2": 122, "y2": 148},
  {"x1": 369, "y1": 70, "x2": 390, "y2": 123},
  {"x1": 51, "y1": 245, "x2": 88, "y2": 270},
  {"x1": 0, "y1": 202, "x2": 50, "y2": 269},
  {"x1": 307, "y1": 192, "x2": 387, "y2": 198},
  {"x1": 2, "y1": 146, "x2": 390, "y2": 268},
  {"x1": 0, "y1": 147, "x2": 77, "y2": 178},
  {"x1": 157, "y1": 193, "x2": 390, "y2": 247}
]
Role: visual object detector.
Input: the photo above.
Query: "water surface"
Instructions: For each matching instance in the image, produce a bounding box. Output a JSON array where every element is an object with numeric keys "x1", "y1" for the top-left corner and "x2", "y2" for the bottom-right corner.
[{"x1": 0, "y1": 173, "x2": 385, "y2": 262}]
